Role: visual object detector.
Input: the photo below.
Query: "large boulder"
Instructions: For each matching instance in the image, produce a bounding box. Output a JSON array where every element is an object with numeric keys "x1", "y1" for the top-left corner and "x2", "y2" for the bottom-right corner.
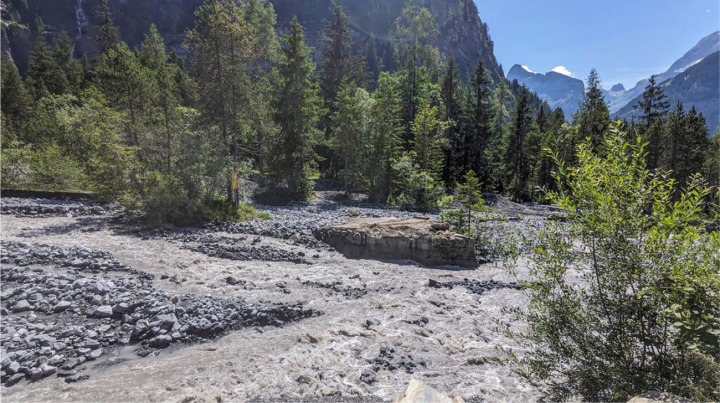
[
  {"x1": 393, "y1": 379, "x2": 465, "y2": 403},
  {"x1": 627, "y1": 391, "x2": 693, "y2": 403},
  {"x1": 313, "y1": 218, "x2": 478, "y2": 268}
]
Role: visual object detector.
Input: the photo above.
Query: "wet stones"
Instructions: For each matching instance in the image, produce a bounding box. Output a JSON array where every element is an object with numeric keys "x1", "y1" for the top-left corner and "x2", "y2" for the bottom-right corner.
[
  {"x1": 0, "y1": 197, "x2": 122, "y2": 218},
  {"x1": 427, "y1": 279, "x2": 522, "y2": 295},
  {"x1": 0, "y1": 243, "x2": 322, "y2": 388},
  {"x1": 369, "y1": 347, "x2": 428, "y2": 374},
  {"x1": 301, "y1": 281, "x2": 368, "y2": 299}
]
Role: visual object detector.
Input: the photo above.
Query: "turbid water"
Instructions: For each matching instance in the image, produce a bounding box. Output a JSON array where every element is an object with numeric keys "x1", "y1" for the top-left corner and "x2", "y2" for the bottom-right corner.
[{"x1": 1, "y1": 194, "x2": 545, "y2": 402}]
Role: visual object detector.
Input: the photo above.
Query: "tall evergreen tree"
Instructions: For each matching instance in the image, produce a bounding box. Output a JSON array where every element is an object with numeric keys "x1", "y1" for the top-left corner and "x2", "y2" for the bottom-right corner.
[
  {"x1": 269, "y1": 17, "x2": 321, "y2": 199},
  {"x1": 411, "y1": 98, "x2": 444, "y2": 179},
  {"x1": 368, "y1": 72, "x2": 403, "y2": 202},
  {"x1": 332, "y1": 82, "x2": 372, "y2": 193},
  {"x1": 1, "y1": 54, "x2": 32, "y2": 136},
  {"x1": 635, "y1": 75, "x2": 670, "y2": 127},
  {"x1": 395, "y1": 2, "x2": 439, "y2": 144},
  {"x1": 441, "y1": 58, "x2": 464, "y2": 186},
  {"x1": 95, "y1": 42, "x2": 155, "y2": 148},
  {"x1": 468, "y1": 59, "x2": 493, "y2": 182},
  {"x1": 576, "y1": 69, "x2": 609, "y2": 152},
  {"x1": 96, "y1": 0, "x2": 120, "y2": 51},
  {"x1": 319, "y1": 0, "x2": 352, "y2": 131},
  {"x1": 504, "y1": 86, "x2": 535, "y2": 201}
]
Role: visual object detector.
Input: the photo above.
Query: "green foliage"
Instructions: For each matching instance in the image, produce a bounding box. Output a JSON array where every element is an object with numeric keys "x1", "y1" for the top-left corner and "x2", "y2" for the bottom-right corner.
[
  {"x1": 331, "y1": 82, "x2": 372, "y2": 194},
  {"x1": 389, "y1": 152, "x2": 444, "y2": 211},
  {"x1": 501, "y1": 123, "x2": 720, "y2": 401},
  {"x1": 28, "y1": 143, "x2": 87, "y2": 191},
  {"x1": 96, "y1": 0, "x2": 120, "y2": 51},
  {"x1": 268, "y1": 17, "x2": 321, "y2": 200},
  {"x1": 440, "y1": 170, "x2": 486, "y2": 236},
  {"x1": 575, "y1": 68, "x2": 610, "y2": 153},
  {"x1": 1, "y1": 54, "x2": 31, "y2": 134},
  {"x1": 1, "y1": 140, "x2": 32, "y2": 188},
  {"x1": 411, "y1": 98, "x2": 444, "y2": 179}
]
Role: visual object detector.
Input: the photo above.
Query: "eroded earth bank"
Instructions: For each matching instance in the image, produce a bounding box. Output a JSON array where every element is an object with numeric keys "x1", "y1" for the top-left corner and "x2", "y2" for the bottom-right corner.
[{"x1": 0, "y1": 193, "x2": 550, "y2": 402}]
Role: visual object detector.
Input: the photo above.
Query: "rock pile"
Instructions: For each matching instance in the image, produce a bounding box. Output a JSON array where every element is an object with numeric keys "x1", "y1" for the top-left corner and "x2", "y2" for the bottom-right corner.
[
  {"x1": 0, "y1": 242, "x2": 322, "y2": 387},
  {"x1": 427, "y1": 278, "x2": 522, "y2": 295},
  {"x1": 1, "y1": 198, "x2": 122, "y2": 218}
]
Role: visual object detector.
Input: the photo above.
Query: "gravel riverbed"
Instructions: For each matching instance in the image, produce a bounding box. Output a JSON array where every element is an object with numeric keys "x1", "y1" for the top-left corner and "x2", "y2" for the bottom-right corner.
[{"x1": 1, "y1": 193, "x2": 546, "y2": 402}]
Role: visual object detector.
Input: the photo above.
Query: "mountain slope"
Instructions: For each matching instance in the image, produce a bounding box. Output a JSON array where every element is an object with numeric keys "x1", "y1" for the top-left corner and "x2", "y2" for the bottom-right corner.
[
  {"x1": 615, "y1": 51, "x2": 720, "y2": 133},
  {"x1": 506, "y1": 64, "x2": 584, "y2": 119},
  {"x1": 608, "y1": 31, "x2": 720, "y2": 114},
  {"x1": 1, "y1": 0, "x2": 504, "y2": 83}
]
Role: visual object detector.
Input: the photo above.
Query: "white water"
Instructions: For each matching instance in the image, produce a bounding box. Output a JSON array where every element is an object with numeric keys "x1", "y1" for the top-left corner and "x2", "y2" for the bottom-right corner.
[{"x1": 1, "y1": 210, "x2": 539, "y2": 402}]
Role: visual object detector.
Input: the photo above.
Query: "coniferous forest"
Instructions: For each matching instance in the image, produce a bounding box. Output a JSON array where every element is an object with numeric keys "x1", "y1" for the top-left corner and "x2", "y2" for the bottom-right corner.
[{"x1": 2, "y1": 0, "x2": 717, "y2": 221}]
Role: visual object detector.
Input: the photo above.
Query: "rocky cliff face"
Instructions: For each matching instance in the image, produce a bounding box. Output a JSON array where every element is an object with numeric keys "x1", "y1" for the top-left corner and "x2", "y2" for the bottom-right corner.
[{"x1": 1, "y1": 0, "x2": 504, "y2": 83}]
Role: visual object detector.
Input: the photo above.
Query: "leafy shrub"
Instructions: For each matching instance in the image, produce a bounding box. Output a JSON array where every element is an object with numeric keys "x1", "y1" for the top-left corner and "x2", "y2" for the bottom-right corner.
[
  {"x1": 28, "y1": 143, "x2": 86, "y2": 191},
  {"x1": 1, "y1": 141, "x2": 31, "y2": 188},
  {"x1": 388, "y1": 152, "x2": 444, "y2": 211},
  {"x1": 500, "y1": 124, "x2": 720, "y2": 401},
  {"x1": 440, "y1": 170, "x2": 487, "y2": 236}
]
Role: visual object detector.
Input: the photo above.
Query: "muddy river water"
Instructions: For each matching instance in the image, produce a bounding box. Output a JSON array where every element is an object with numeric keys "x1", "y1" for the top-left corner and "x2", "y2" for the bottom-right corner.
[{"x1": 1, "y1": 195, "x2": 543, "y2": 402}]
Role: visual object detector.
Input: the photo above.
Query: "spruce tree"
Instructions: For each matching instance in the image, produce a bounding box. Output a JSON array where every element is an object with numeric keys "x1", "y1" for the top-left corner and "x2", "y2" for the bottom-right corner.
[
  {"x1": 576, "y1": 69, "x2": 609, "y2": 152},
  {"x1": 319, "y1": 0, "x2": 352, "y2": 133},
  {"x1": 636, "y1": 75, "x2": 670, "y2": 127},
  {"x1": 504, "y1": 86, "x2": 534, "y2": 201},
  {"x1": 368, "y1": 72, "x2": 403, "y2": 202},
  {"x1": 395, "y1": 2, "x2": 439, "y2": 144},
  {"x1": 96, "y1": 0, "x2": 120, "y2": 51},
  {"x1": 1, "y1": 54, "x2": 32, "y2": 135},
  {"x1": 441, "y1": 58, "x2": 464, "y2": 186},
  {"x1": 332, "y1": 81, "x2": 372, "y2": 194},
  {"x1": 411, "y1": 98, "x2": 444, "y2": 180},
  {"x1": 467, "y1": 59, "x2": 493, "y2": 183},
  {"x1": 270, "y1": 17, "x2": 321, "y2": 199}
]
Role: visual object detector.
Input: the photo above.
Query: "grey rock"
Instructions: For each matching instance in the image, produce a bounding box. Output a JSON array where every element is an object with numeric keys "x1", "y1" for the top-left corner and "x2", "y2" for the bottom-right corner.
[
  {"x1": 93, "y1": 305, "x2": 113, "y2": 318},
  {"x1": 148, "y1": 335, "x2": 172, "y2": 348},
  {"x1": 53, "y1": 301, "x2": 72, "y2": 312},
  {"x1": 12, "y1": 299, "x2": 31, "y2": 312}
]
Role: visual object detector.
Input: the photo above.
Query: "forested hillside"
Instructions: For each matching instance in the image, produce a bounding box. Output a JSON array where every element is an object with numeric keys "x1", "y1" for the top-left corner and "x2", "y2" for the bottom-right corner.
[
  {"x1": 1, "y1": 0, "x2": 717, "y2": 225},
  {"x1": 1, "y1": 0, "x2": 503, "y2": 82}
]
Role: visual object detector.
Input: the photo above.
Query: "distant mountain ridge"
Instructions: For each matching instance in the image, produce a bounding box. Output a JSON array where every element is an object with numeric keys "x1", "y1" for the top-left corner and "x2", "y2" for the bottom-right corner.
[
  {"x1": 506, "y1": 64, "x2": 584, "y2": 119},
  {"x1": 608, "y1": 31, "x2": 720, "y2": 114},
  {"x1": 507, "y1": 31, "x2": 719, "y2": 129},
  {"x1": 615, "y1": 51, "x2": 720, "y2": 133}
]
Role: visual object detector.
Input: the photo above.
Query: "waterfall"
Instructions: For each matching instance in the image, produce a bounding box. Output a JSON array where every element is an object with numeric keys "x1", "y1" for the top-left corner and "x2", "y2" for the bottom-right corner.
[{"x1": 75, "y1": 0, "x2": 88, "y2": 39}]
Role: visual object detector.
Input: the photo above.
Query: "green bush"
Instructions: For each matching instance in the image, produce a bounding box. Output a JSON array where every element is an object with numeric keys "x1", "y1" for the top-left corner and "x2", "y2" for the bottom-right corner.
[
  {"x1": 500, "y1": 123, "x2": 720, "y2": 401},
  {"x1": 440, "y1": 170, "x2": 487, "y2": 237},
  {"x1": 28, "y1": 143, "x2": 87, "y2": 191},
  {"x1": 388, "y1": 152, "x2": 445, "y2": 211}
]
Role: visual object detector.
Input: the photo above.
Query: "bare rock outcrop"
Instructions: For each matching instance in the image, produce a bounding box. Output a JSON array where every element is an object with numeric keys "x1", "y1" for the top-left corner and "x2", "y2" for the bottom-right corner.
[{"x1": 313, "y1": 218, "x2": 478, "y2": 268}]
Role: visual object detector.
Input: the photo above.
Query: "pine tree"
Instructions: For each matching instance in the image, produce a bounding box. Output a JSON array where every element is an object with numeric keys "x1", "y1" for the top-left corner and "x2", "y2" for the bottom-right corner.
[
  {"x1": 368, "y1": 72, "x2": 403, "y2": 202},
  {"x1": 96, "y1": 0, "x2": 120, "y2": 51},
  {"x1": 1, "y1": 54, "x2": 32, "y2": 136},
  {"x1": 441, "y1": 58, "x2": 464, "y2": 186},
  {"x1": 269, "y1": 17, "x2": 321, "y2": 199},
  {"x1": 576, "y1": 69, "x2": 609, "y2": 152},
  {"x1": 332, "y1": 82, "x2": 372, "y2": 194},
  {"x1": 411, "y1": 98, "x2": 444, "y2": 179},
  {"x1": 95, "y1": 42, "x2": 155, "y2": 148},
  {"x1": 468, "y1": 58, "x2": 492, "y2": 182},
  {"x1": 26, "y1": 34, "x2": 63, "y2": 98},
  {"x1": 636, "y1": 75, "x2": 670, "y2": 127},
  {"x1": 319, "y1": 0, "x2": 352, "y2": 133},
  {"x1": 504, "y1": 86, "x2": 534, "y2": 201},
  {"x1": 395, "y1": 2, "x2": 440, "y2": 144}
]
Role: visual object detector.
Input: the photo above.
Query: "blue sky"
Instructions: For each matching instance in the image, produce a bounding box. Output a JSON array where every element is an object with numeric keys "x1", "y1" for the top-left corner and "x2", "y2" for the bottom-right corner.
[{"x1": 474, "y1": 0, "x2": 720, "y2": 89}]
